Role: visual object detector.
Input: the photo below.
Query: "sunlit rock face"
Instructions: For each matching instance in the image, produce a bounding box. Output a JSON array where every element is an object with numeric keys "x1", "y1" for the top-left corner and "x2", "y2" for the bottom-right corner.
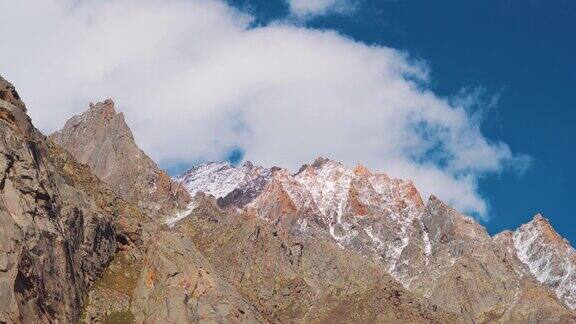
[{"x1": 51, "y1": 100, "x2": 191, "y2": 218}]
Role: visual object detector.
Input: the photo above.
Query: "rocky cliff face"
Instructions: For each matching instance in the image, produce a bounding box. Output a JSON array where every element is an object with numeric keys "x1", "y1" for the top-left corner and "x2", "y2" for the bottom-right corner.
[
  {"x1": 131, "y1": 229, "x2": 265, "y2": 323},
  {"x1": 51, "y1": 100, "x2": 190, "y2": 218},
  {"x1": 1, "y1": 76, "x2": 245, "y2": 323},
  {"x1": 0, "y1": 76, "x2": 146, "y2": 323}
]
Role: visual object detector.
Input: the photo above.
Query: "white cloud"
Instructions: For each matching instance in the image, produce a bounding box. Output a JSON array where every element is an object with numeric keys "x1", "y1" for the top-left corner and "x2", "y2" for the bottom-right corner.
[
  {"x1": 287, "y1": 0, "x2": 355, "y2": 18},
  {"x1": 0, "y1": 0, "x2": 528, "y2": 217}
]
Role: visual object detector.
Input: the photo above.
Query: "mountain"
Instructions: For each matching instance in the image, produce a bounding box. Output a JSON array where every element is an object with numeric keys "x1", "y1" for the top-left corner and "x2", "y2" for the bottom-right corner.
[
  {"x1": 51, "y1": 96, "x2": 457, "y2": 322},
  {"x1": 497, "y1": 214, "x2": 576, "y2": 309},
  {"x1": 176, "y1": 193, "x2": 457, "y2": 323},
  {"x1": 175, "y1": 161, "x2": 276, "y2": 209},
  {"x1": 176, "y1": 158, "x2": 576, "y2": 322},
  {"x1": 5, "y1": 70, "x2": 574, "y2": 323}
]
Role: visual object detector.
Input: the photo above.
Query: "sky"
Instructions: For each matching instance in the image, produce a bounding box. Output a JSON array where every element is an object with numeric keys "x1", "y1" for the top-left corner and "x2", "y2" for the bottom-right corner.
[{"x1": 0, "y1": 0, "x2": 574, "y2": 243}]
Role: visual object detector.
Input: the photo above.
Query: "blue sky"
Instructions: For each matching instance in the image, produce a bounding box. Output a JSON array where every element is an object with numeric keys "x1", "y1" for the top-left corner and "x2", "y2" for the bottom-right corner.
[
  {"x1": 1, "y1": 0, "x2": 573, "y2": 243},
  {"x1": 225, "y1": 0, "x2": 576, "y2": 241}
]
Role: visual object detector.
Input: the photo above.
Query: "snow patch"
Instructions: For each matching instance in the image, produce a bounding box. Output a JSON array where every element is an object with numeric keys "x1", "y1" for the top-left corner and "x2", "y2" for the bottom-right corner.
[
  {"x1": 296, "y1": 160, "x2": 355, "y2": 244},
  {"x1": 513, "y1": 221, "x2": 576, "y2": 309},
  {"x1": 295, "y1": 218, "x2": 308, "y2": 234},
  {"x1": 422, "y1": 226, "x2": 432, "y2": 265},
  {"x1": 166, "y1": 202, "x2": 196, "y2": 228},
  {"x1": 176, "y1": 162, "x2": 245, "y2": 198}
]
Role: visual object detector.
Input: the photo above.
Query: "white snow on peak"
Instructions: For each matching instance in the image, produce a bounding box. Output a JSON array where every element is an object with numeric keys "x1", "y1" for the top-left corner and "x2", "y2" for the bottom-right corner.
[
  {"x1": 512, "y1": 217, "x2": 576, "y2": 309},
  {"x1": 169, "y1": 157, "x2": 576, "y2": 302},
  {"x1": 175, "y1": 162, "x2": 248, "y2": 198},
  {"x1": 291, "y1": 159, "x2": 425, "y2": 284},
  {"x1": 176, "y1": 157, "x2": 429, "y2": 288},
  {"x1": 166, "y1": 201, "x2": 197, "y2": 228},
  {"x1": 295, "y1": 160, "x2": 359, "y2": 245},
  {"x1": 296, "y1": 160, "x2": 354, "y2": 217}
]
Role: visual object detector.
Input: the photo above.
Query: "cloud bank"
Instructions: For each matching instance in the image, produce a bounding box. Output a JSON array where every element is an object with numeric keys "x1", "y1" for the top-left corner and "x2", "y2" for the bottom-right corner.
[{"x1": 0, "y1": 0, "x2": 528, "y2": 217}]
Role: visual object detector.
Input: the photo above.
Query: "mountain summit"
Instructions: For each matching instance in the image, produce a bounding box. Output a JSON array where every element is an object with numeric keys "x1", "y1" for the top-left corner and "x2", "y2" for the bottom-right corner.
[{"x1": 51, "y1": 100, "x2": 190, "y2": 217}]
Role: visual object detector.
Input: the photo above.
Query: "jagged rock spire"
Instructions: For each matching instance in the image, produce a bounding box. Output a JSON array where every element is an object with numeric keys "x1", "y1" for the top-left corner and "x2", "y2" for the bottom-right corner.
[{"x1": 51, "y1": 100, "x2": 190, "y2": 217}]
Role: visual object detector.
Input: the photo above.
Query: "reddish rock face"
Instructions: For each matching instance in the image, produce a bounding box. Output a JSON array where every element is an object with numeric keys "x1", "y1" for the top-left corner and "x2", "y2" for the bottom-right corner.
[
  {"x1": 173, "y1": 193, "x2": 459, "y2": 324},
  {"x1": 51, "y1": 100, "x2": 191, "y2": 218}
]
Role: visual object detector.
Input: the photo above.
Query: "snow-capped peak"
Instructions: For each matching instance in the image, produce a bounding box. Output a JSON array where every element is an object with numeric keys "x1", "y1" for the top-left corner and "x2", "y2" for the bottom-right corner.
[
  {"x1": 175, "y1": 161, "x2": 273, "y2": 200},
  {"x1": 512, "y1": 214, "x2": 576, "y2": 309},
  {"x1": 175, "y1": 161, "x2": 246, "y2": 198},
  {"x1": 296, "y1": 158, "x2": 355, "y2": 217}
]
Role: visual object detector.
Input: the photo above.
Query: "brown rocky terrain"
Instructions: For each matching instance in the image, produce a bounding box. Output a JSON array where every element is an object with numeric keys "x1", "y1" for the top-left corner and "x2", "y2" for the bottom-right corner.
[
  {"x1": 131, "y1": 229, "x2": 265, "y2": 323},
  {"x1": 414, "y1": 197, "x2": 575, "y2": 322},
  {"x1": 50, "y1": 85, "x2": 456, "y2": 323},
  {"x1": 0, "y1": 76, "x2": 267, "y2": 323}
]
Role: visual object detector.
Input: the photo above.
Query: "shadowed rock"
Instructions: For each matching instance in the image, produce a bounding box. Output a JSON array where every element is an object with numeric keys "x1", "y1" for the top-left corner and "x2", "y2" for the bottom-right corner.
[{"x1": 0, "y1": 76, "x2": 145, "y2": 323}]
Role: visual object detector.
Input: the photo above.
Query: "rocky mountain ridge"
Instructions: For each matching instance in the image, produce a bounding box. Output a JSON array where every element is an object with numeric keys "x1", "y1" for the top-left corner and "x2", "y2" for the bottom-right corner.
[
  {"x1": 511, "y1": 215, "x2": 576, "y2": 308},
  {"x1": 51, "y1": 94, "x2": 458, "y2": 322},
  {"x1": 2, "y1": 72, "x2": 574, "y2": 323},
  {"x1": 176, "y1": 157, "x2": 576, "y2": 319}
]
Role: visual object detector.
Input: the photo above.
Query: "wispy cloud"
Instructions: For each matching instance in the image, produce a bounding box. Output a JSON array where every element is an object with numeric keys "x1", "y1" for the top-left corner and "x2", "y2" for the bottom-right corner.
[
  {"x1": 287, "y1": 0, "x2": 356, "y2": 19},
  {"x1": 0, "y1": 0, "x2": 528, "y2": 218}
]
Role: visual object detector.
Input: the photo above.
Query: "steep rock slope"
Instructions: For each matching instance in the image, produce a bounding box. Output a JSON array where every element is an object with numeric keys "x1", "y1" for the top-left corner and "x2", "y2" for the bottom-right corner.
[
  {"x1": 131, "y1": 230, "x2": 264, "y2": 323},
  {"x1": 0, "y1": 77, "x2": 143, "y2": 323},
  {"x1": 52, "y1": 104, "x2": 274, "y2": 322},
  {"x1": 51, "y1": 100, "x2": 190, "y2": 217},
  {"x1": 175, "y1": 193, "x2": 457, "y2": 323},
  {"x1": 414, "y1": 197, "x2": 575, "y2": 322},
  {"x1": 1, "y1": 76, "x2": 263, "y2": 323},
  {"x1": 501, "y1": 214, "x2": 576, "y2": 309}
]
